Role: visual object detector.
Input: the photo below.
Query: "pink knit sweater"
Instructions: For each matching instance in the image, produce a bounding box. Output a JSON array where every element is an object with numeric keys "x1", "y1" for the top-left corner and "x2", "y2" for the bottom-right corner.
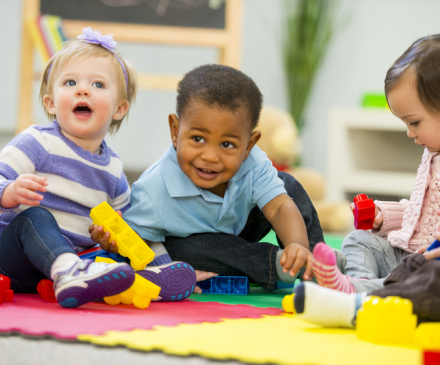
[{"x1": 373, "y1": 149, "x2": 440, "y2": 252}]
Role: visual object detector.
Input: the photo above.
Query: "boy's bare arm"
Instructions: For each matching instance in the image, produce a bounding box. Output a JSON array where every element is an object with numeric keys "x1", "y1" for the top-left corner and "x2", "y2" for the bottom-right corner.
[
  {"x1": 262, "y1": 194, "x2": 313, "y2": 279},
  {"x1": 262, "y1": 194, "x2": 308, "y2": 249}
]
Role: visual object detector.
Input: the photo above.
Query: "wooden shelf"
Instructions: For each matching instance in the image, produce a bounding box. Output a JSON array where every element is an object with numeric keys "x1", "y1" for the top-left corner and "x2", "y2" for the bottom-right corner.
[{"x1": 327, "y1": 107, "x2": 421, "y2": 201}]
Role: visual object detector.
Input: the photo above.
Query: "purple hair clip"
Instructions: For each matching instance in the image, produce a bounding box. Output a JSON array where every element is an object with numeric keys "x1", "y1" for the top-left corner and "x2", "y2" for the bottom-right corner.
[
  {"x1": 77, "y1": 27, "x2": 117, "y2": 52},
  {"x1": 77, "y1": 28, "x2": 128, "y2": 89}
]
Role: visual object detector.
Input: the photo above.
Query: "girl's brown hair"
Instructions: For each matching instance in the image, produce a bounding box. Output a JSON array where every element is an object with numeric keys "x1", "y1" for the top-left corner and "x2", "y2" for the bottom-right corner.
[{"x1": 385, "y1": 34, "x2": 440, "y2": 115}]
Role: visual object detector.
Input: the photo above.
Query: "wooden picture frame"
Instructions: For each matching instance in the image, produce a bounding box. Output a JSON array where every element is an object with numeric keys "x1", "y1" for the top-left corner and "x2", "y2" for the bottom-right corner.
[{"x1": 17, "y1": 0, "x2": 243, "y2": 133}]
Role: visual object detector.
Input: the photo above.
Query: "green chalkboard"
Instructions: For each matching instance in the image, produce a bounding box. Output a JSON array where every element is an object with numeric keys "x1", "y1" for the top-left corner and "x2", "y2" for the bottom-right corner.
[{"x1": 40, "y1": 0, "x2": 226, "y2": 29}]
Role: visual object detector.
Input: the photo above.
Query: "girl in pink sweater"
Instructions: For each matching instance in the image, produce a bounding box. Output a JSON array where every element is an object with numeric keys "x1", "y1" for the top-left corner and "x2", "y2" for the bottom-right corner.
[{"x1": 311, "y1": 34, "x2": 440, "y2": 294}]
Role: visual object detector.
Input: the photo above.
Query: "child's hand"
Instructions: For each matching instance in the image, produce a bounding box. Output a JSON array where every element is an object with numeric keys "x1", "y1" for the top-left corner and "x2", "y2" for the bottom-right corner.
[
  {"x1": 280, "y1": 243, "x2": 313, "y2": 281},
  {"x1": 415, "y1": 210, "x2": 440, "y2": 260},
  {"x1": 192, "y1": 270, "x2": 218, "y2": 294},
  {"x1": 350, "y1": 203, "x2": 384, "y2": 229},
  {"x1": 88, "y1": 210, "x2": 123, "y2": 254},
  {"x1": 2, "y1": 174, "x2": 48, "y2": 208},
  {"x1": 415, "y1": 243, "x2": 440, "y2": 260}
]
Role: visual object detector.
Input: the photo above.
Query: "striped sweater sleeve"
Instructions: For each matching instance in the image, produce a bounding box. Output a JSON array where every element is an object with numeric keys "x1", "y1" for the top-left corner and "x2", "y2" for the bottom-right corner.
[
  {"x1": 110, "y1": 170, "x2": 131, "y2": 214},
  {"x1": 0, "y1": 126, "x2": 49, "y2": 212}
]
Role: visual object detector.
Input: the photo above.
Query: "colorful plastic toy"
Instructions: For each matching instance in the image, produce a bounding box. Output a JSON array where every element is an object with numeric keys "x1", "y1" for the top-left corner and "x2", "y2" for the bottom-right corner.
[
  {"x1": 415, "y1": 323, "x2": 440, "y2": 350},
  {"x1": 356, "y1": 296, "x2": 417, "y2": 344},
  {"x1": 78, "y1": 246, "x2": 126, "y2": 263},
  {"x1": 426, "y1": 239, "x2": 440, "y2": 261},
  {"x1": 361, "y1": 93, "x2": 388, "y2": 108},
  {"x1": 90, "y1": 202, "x2": 155, "y2": 270},
  {"x1": 353, "y1": 194, "x2": 375, "y2": 230},
  {"x1": 95, "y1": 256, "x2": 160, "y2": 309},
  {"x1": 281, "y1": 293, "x2": 296, "y2": 314},
  {"x1": 78, "y1": 246, "x2": 108, "y2": 260},
  {"x1": 423, "y1": 351, "x2": 440, "y2": 365},
  {"x1": 197, "y1": 276, "x2": 250, "y2": 295},
  {"x1": 0, "y1": 275, "x2": 13, "y2": 304},
  {"x1": 37, "y1": 279, "x2": 57, "y2": 303}
]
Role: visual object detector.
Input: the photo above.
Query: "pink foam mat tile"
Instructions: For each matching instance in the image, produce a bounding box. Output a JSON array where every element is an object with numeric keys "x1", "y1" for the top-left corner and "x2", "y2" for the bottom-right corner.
[{"x1": 0, "y1": 294, "x2": 283, "y2": 339}]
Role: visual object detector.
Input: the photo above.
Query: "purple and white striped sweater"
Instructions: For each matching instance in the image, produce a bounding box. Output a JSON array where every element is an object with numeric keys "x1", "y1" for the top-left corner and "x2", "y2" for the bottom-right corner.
[{"x1": 0, "y1": 121, "x2": 130, "y2": 252}]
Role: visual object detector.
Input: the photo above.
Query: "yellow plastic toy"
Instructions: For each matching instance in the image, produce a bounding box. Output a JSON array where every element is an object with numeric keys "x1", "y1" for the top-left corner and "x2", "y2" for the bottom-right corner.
[
  {"x1": 90, "y1": 201, "x2": 155, "y2": 270},
  {"x1": 96, "y1": 256, "x2": 161, "y2": 309},
  {"x1": 415, "y1": 323, "x2": 440, "y2": 350},
  {"x1": 281, "y1": 293, "x2": 296, "y2": 314},
  {"x1": 356, "y1": 296, "x2": 417, "y2": 344}
]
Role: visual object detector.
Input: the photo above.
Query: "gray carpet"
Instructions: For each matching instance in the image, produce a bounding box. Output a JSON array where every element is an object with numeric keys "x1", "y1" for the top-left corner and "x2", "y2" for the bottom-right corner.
[{"x1": 0, "y1": 335, "x2": 248, "y2": 365}]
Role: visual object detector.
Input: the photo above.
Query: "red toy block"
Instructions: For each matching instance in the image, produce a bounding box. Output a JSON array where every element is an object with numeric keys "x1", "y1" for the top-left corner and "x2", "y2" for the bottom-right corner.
[
  {"x1": 0, "y1": 275, "x2": 13, "y2": 303},
  {"x1": 37, "y1": 279, "x2": 57, "y2": 303},
  {"x1": 353, "y1": 194, "x2": 375, "y2": 230},
  {"x1": 424, "y1": 350, "x2": 440, "y2": 365}
]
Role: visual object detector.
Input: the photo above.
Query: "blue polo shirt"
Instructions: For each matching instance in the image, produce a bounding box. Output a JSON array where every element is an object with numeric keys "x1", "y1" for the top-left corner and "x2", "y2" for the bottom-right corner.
[{"x1": 123, "y1": 143, "x2": 286, "y2": 242}]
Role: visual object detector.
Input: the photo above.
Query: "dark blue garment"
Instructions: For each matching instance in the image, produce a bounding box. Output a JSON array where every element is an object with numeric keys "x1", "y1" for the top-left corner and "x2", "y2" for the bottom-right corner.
[
  {"x1": 165, "y1": 172, "x2": 324, "y2": 292},
  {"x1": 0, "y1": 206, "x2": 76, "y2": 293}
]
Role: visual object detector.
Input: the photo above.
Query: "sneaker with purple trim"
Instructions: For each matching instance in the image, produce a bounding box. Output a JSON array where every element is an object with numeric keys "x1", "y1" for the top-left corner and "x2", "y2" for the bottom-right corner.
[
  {"x1": 53, "y1": 259, "x2": 135, "y2": 308},
  {"x1": 136, "y1": 262, "x2": 196, "y2": 301}
]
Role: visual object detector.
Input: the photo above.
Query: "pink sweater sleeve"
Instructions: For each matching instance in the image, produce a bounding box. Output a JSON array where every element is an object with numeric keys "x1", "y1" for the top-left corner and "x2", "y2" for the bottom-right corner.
[{"x1": 372, "y1": 199, "x2": 408, "y2": 237}]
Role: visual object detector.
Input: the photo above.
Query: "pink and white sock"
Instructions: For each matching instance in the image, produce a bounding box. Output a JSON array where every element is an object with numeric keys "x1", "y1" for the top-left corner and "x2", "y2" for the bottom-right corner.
[{"x1": 312, "y1": 242, "x2": 356, "y2": 293}]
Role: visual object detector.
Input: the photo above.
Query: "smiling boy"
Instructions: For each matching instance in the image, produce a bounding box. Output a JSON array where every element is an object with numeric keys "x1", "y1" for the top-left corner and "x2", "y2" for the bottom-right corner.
[{"x1": 121, "y1": 64, "x2": 324, "y2": 291}]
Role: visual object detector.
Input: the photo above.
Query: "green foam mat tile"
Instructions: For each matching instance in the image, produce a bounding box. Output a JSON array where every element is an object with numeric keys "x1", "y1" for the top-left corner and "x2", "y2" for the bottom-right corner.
[{"x1": 189, "y1": 286, "x2": 293, "y2": 308}]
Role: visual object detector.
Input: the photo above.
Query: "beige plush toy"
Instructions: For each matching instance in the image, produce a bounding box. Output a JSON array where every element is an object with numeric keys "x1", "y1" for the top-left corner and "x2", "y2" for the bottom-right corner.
[{"x1": 256, "y1": 106, "x2": 352, "y2": 232}]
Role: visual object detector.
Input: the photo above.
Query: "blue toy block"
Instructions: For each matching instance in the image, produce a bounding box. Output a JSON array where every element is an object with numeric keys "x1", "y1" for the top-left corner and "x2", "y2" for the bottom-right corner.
[
  {"x1": 78, "y1": 246, "x2": 126, "y2": 262},
  {"x1": 427, "y1": 239, "x2": 440, "y2": 261},
  {"x1": 197, "y1": 276, "x2": 249, "y2": 295}
]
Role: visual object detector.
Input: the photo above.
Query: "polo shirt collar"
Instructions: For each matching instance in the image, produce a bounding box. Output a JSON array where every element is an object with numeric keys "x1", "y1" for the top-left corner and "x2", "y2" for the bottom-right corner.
[{"x1": 160, "y1": 144, "x2": 202, "y2": 198}]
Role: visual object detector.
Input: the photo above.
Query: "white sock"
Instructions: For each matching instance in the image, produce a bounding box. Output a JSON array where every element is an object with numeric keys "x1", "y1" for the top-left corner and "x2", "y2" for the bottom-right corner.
[
  {"x1": 294, "y1": 282, "x2": 367, "y2": 328},
  {"x1": 50, "y1": 253, "x2": 80, "y2": 280}
]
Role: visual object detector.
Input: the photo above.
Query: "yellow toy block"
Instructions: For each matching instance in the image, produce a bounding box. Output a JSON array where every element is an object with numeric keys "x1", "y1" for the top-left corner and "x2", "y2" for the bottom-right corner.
[
  {"x1": 356, "y1": 296, "x2": 417, "y2": 345},
  {"x1": 415, "y1": 323, "x2": 440, "y2": 350},
  {"x1": 95, "y1": 256, "x2": 161, "y2": 309},
  {"x1": 281, "y1": 294, "x2": 296, "y2": 314},
  {"x1": 90, "y1": 201, "x2": 155, "y2": 270}
]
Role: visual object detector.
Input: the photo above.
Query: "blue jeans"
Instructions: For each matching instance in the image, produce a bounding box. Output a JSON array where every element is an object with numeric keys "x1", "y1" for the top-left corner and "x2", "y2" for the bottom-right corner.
[
  {"x1": 165, "y1": 172, "x2": 324, "y2": 291},
  {"x1": 341, "y1": 230, "x2": 410, "y2": 292},
  {"x1": 0, "y1": 206, "x2": 76, "y2": 293}
]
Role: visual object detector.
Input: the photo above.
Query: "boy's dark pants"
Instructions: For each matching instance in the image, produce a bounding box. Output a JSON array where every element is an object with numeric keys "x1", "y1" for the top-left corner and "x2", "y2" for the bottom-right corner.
[
  {"x1": 165, "y1": 172, "x2": 324, "y2": 291},
  {"x1": 372, "y1": 253, "x2": 440, "y2": 322}
]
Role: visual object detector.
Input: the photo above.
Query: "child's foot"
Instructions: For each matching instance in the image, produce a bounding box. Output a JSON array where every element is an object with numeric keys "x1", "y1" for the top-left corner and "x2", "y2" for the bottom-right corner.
[
  {"x1": 312, "y1": 242, "x2": 356, "y2": 293},
  {"x1": 53, "y1": 259, "x2": 135, "y2": 308},
  {"x1": 294, "y1": 282, "x2": 366, "y2": 328},
  {"x1": 136, "y1": 262, "x2": 197, "y2": 301}
]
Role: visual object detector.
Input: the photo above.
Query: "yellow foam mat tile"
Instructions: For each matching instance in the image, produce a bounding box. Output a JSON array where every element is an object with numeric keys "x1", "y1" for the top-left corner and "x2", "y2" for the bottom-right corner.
[{"x1": 78, "y1": 314, "x2": 420, "y2": 365}]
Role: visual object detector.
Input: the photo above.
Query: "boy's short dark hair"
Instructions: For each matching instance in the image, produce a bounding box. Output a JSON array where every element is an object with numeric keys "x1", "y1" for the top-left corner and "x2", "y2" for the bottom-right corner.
[
  {"x1": 176, "y1": 64, "x2": 263, "y2": 130},
  {"x1": 385, "y1": 34, "x2": 440, "y2": 115}
]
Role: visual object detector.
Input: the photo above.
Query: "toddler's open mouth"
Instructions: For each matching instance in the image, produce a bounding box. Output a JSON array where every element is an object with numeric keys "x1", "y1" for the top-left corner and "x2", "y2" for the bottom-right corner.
[{"x1": 73, "y1": 104, "x2": 92, "y2": 118}]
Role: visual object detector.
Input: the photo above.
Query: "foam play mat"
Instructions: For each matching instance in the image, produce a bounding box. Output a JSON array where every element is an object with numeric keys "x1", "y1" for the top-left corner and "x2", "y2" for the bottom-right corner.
[
  {"x1": 0, "y1": 294, "x2": 282, "y2": 339},
  {"x1": 78, "y1": 314, "x2": 420, "y2": 365}
]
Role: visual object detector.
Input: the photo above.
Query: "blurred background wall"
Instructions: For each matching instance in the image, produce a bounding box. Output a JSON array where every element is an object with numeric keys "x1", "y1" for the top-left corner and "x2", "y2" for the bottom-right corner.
[{"x1": 2, "y1": 0, "x2": 440, "y2": 179}]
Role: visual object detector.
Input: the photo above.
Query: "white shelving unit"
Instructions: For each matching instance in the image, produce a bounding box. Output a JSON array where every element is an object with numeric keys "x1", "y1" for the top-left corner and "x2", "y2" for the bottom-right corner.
[{"x1": 327, "y1": 107, "x2": 423, "y2": 201}]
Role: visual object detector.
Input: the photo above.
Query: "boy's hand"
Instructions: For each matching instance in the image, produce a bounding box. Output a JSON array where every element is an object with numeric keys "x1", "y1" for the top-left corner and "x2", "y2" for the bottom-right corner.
[
  {"x1": 280, "y1": 243, "x2": 313, "y2": 281},
  {"x1": 193, "y1": 270, "x2": 218, "y2": 294},
  {"x1": 2, "y1": 174, "x2": 48, "y2": 208},
  {"x1": 88, "y1": 210, "x2": 122, "y2": 254},
  {"x1": 350, "y1": 203, "x2": 383, "y2": 229}
]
